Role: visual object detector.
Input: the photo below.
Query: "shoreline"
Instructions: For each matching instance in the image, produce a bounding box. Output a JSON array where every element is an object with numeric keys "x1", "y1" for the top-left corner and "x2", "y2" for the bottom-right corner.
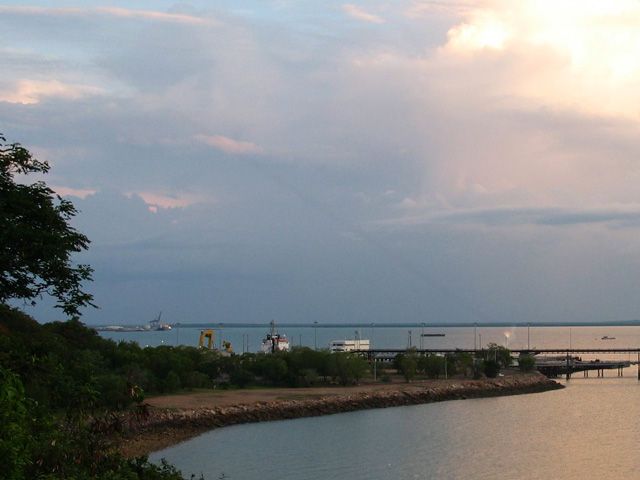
[{"x1": 118, "y1": 373, "x2": 562, "y2": 458}]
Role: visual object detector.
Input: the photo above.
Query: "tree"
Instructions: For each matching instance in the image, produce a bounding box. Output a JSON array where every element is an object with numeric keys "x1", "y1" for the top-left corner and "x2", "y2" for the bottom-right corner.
[
  {"x1": 419, "y1": 354, "x2": 445, "y2": 379},
  {"x1": 397, "y1": 351, "x2": 418, "y2": 382},
  {"x1": 0, "y1": 134, "x2": 94, "y2": 317},
  {"x1": 485, "y1": 343, "x2": 512, "y2": 369},
  {"x1": 518, "y1": 354, "x2": 536, "y2": 372}
]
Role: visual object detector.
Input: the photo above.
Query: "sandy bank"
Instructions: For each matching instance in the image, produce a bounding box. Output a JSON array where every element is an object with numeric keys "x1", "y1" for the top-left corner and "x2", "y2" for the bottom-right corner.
[{"x1": 118, "y1": 373, "x2": 562, "y2": 457}]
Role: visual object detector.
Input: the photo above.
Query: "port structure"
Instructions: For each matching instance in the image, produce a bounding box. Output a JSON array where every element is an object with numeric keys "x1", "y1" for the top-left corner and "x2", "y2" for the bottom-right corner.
[
  {"x1": 355, "y1": 348, "x2": 640, "y2": 380},
  {"x1": 198, "y1": 329, "x2": 215, "y2": 349}
]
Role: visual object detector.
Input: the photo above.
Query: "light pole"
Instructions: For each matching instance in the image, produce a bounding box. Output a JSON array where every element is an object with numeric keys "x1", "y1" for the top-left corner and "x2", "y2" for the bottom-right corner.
[
  {"x1": 421, "y1": 322, "x2": 425, "y2": 350},
  {"x1": 569, "y1": 328, "x2": 572, "y2": 350},
  {"x1": 371, "y1": 323, "x2": 375, "y2": 349},
  {"x1": 527, "y1": 323, "x2": 530, "y2": 351},
  {"x1": 314, "y1": 321, "x2": 318, "y2": 350},
  {"x1": 474, "y1": 323, "x2": 477, "y2": 351},
  {"x1": 444, "y1": 355, "x2": 448, "y2": 379}
]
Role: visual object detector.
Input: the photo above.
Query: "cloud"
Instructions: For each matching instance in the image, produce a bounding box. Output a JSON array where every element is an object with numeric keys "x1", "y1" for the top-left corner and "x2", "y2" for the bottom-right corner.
[
  {"x1": 342, "y1": 4, "x2": 385, "y2": 24},
  {"x1": 0, "y1": 6, "x2": 212, "y2": 26},
  {"x1": 195, "y1": 134, "x2": 264, "y2": 155},
  {"x1": 52, "y1": 185, "x2": 97, "y2": 199},
  {"x1": 0, "y1": 79, "x2": 104, "y2": 104},
  {"x1": 128, "y1": 191, "x2": 209, "y2": 213},
  {"x1": 438, "y1": 0, "x2": 640, "y2": 119},
  {"x1": 376, "y1": 205, "x2": 640, "y2": 229},
  {"x1": 405, "y1": 1, "x2": 475, "y2": 18}
]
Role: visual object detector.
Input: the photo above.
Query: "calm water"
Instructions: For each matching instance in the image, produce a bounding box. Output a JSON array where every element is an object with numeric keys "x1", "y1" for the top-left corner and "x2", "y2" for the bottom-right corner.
[
  {"x1": 150, "y1": 378, "x2": 640, "y2": 480},
  {"x1": 100, "y1": 325, "x2": 640, "y2": 354}
]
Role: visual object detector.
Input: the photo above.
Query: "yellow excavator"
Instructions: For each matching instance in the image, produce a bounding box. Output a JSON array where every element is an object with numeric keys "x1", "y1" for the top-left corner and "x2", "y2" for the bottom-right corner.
[{"x1": 198, "y1": 329, "x2": 233, "y2": 353}]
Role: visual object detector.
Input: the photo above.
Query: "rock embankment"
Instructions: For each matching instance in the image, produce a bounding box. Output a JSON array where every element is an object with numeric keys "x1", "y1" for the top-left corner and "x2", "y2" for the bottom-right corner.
[{"x1": 118, "y1": 373, "x2": 562, "y2": 457}]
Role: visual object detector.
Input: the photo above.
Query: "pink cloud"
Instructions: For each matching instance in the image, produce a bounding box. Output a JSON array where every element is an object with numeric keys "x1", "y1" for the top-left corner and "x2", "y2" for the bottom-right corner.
[
  {"x1": 52, "y1": 186, "x2": 97, "y2": 199},
  {"x1": 342, "y1": 4, "x2": 385, "y2": 24},
  {"x1": 0, "y1": 6, "x2": 211, "y2": 26},
  {"x1": 195, "y1": 134, "x2": 264, "y2": 155},
  {"x1": 130, "y1": 191, "x2": 208, "y2": 213},
  {"x1": 0, "y1": 79, "x2": 103, "y2": 104}
]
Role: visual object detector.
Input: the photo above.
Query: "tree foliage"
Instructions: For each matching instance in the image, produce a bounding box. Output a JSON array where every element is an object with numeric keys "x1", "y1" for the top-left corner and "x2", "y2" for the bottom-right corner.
[
  {"x1": 518, "y1": 354, "x2": 536, "y2": 372},
  {"x1": 0, "y1": 134, "x2": 94, "y2": 317}
]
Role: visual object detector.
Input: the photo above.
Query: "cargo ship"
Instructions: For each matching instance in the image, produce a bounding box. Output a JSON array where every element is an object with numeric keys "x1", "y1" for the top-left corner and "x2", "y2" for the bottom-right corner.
[{"x1": 261, "y1": 320, "x2": 290, "y2": 353}]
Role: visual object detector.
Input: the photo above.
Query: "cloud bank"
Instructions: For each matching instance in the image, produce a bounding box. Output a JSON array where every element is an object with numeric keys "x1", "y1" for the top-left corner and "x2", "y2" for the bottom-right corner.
[{"x1": 4, "y1": 1, "x2": 640, "y2": 325}]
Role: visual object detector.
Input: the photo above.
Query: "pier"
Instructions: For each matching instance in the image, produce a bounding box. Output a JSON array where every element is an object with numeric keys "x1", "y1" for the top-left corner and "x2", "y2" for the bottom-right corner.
[{"x1": 358, "y1": 348, "x2": 640, "y2": 379}]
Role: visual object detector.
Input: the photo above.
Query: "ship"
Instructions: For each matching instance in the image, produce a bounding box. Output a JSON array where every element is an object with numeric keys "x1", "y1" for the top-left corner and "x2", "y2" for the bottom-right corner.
[
  {"x1": 148, "y1": 312, "x2": 172, "y2": 331},
  {"x1": 261, "y1": 320, "x2": 290, "y2": 353}
]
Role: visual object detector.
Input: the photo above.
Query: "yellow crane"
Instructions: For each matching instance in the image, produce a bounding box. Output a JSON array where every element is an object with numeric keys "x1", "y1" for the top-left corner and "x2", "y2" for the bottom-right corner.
[
  {"x1": 198, "y1": 329, "x2": 233, "y2": 353},
  {"x1": 198, "y1": 329, "x2": 215, "y2": 349}
]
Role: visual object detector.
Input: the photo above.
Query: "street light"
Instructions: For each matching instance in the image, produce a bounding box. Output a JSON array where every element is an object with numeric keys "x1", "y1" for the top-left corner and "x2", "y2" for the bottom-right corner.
[
  {"x1": 371, "y1": 323, "x2": 375, "y2": 349},
  {"x1": 314, "y1": 321, "x2": 318, "y2": 350},
  {"x1": 474, "y1": 323, "x2": 477, "y2": 351}
]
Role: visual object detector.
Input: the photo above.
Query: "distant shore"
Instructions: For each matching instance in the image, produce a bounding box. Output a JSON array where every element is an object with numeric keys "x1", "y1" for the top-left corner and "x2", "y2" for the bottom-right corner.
[{"x1": 117, "y1": 372, "x2": 562, "y2": 458}]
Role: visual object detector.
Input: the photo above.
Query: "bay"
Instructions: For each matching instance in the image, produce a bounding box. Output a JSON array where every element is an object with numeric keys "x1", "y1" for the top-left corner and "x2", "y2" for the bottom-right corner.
[{"x1": 150, "y1": 378, "x2": 640, "y2": 480}]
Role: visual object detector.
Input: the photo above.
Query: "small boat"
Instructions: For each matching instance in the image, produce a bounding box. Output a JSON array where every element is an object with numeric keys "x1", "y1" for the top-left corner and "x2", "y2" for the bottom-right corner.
[
  {"x1": 261, "y1": 320, "x2": 290, "y2": 353},
  {"x1": 601, "y1": 336, "x2": 616, "y2": 340},
  {"x1": 420, "y1": 333, "x2": 445, "y2": 337}
]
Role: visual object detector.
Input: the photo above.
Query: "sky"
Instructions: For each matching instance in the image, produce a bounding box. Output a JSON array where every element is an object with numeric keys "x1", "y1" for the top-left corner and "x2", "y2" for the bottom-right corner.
[{"x1": 3, "y1": 1, "x2": 640, "y2": 325}]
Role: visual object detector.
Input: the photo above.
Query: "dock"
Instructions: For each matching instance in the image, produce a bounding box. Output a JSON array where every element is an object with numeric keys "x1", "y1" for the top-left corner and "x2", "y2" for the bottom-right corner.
[{"x1": 356, "y1": 348, "x2": 640, "y2": 379}]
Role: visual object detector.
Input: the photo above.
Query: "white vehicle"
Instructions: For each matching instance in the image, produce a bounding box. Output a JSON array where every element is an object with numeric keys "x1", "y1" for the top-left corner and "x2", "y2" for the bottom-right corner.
[
  {"x1": 330, "y1": 338, "x2": 370, "y2": 352},
  {"x1": 261, "y1": 320, "x2": 290, "y2": 353}
]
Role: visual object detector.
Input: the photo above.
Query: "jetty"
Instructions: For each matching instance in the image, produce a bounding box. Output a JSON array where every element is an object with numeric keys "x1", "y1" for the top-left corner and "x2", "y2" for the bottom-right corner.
[{"x1": 357, "y1": 348, "x2": 640, "y2": 379}]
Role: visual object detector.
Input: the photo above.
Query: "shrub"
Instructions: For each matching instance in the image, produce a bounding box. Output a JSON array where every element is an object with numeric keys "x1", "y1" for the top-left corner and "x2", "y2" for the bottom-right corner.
[
  {"x1": 419, "y1": 354, "x2": 445, "y2": 379},
  {"x1": 483, "y1": 359, "x2": 500, "y2": 378},
  {"x1": 518, "y1": 354, "x2": 536, "y2": 372}
]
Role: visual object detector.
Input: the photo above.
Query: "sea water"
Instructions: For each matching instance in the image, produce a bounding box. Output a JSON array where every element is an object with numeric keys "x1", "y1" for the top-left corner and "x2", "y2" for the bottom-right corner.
[{"x1": 150, "y1": 378, "x2": 640, "y2": 480}]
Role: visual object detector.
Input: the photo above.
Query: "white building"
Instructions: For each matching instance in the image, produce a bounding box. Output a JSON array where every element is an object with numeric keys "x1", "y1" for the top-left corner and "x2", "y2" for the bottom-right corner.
[{"x1": 329, "y1": 339, "x2": 370, "y2": 352}]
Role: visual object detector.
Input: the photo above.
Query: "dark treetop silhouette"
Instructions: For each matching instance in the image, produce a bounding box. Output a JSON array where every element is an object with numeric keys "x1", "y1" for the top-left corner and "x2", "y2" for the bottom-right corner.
[{"x1": 0, "y1": 134, "x2": 94, "y2": 318}]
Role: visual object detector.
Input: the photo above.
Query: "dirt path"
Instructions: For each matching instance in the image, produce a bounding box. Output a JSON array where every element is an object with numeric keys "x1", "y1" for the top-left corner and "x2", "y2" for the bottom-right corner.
[{"x1": 146, "y1": 380, "x2": 445, "y2": 409}]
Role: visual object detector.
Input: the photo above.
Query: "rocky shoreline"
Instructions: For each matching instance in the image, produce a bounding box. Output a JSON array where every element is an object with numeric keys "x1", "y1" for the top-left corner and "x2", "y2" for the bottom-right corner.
[{"x1": 118, "y1": 373, "x2": 562, "y2": 457}]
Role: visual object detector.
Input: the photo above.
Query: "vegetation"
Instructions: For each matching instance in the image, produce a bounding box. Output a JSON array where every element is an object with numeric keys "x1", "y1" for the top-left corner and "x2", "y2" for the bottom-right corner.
[
  {"x1": 485, "y1": 343, "x2": 512, "y2": 369},
  {"x1": 0, "y1": 134, "x2": 94, "y2": 318},
  {"x1": 0, "y1": 135, "x2": 188, "y2": 479},
  {"x1": 518, "y1": 354, "x2": 536, "y2": 372},
  {"x1": 483, "y1": 359, "x2": 500, "y2": 378}
]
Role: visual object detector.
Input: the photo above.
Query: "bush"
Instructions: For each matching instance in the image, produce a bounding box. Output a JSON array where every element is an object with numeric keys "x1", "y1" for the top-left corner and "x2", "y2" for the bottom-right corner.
[
  {"x1": 398, "y1": 353, "x2": 418, "y2": 382},
  {"x1": 0, "y1": 366, "x2": 187, "y2": 480},
  {"x1": 483, "y1": 360, "x2": 500, "y2": 378},
  {"x1": 518, "y1": 354, "x2": 536, "y2": 372},
  {"x1": 419, "y1": 354, "x2": 445, "y2": 379}
]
